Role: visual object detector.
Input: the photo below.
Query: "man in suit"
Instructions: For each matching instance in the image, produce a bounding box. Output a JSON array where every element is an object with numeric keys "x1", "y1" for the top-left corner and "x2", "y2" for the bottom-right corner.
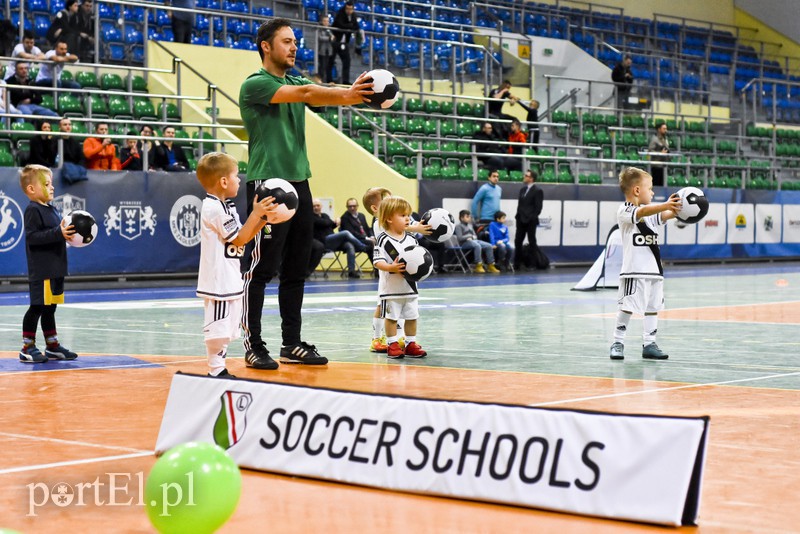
[
  {"x1": 339, "y1": 197, "x2": 374, "y2": 255},
  {"x1": 514, "y1": 169, "x2": 543, "y2": 271}
]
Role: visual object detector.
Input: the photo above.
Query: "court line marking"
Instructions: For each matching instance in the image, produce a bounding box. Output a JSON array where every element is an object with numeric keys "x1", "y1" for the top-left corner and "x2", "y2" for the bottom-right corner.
[
  {"x1": 0, "y1": 358, "x2": 207, "y2": 377},
  {"x1": 0, "y1": 432, "x2": 149, "y2": 454},
  {"x1": 0, "y1": 452, "x2": 153, "y2": 476},
  {"x1": 531, "y1": 370, "x2": 800, "y2": 407}
]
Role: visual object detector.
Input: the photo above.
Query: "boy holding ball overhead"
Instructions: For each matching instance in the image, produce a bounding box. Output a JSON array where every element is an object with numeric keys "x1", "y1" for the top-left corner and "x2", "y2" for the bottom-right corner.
[
  {"x1": 18, "y1": 164, "x2": 77, "y2": 363},
  {"x1": 610, "y1": 167, "x2": 681, "y2": 361},
  {"x1": 195, "y1": 153, "x2": 278, "y2": 377}
]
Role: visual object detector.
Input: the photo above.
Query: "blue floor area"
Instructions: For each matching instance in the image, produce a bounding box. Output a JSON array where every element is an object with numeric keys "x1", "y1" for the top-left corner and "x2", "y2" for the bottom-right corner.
[{"x1": 0, "y1": 355, "x2": 163, "y2": 372}]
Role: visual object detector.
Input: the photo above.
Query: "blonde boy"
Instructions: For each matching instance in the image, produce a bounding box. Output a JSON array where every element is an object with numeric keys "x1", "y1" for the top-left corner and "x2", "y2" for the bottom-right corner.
[
  {"x1": 610, "y1": 167, "x2": 681, "y2": 361},
  {"x1": 196, "y1": 153, "x2": 277, "y2": 376},
  {"x1": 373, "y1": 196, "x2": 428, "y2": 359}
]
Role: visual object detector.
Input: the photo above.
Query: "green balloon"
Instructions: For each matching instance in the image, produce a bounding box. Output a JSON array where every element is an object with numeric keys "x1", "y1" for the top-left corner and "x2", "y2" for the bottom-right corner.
[{"x1": 146, "y1": 442, "x2": 241, "y2": 534}]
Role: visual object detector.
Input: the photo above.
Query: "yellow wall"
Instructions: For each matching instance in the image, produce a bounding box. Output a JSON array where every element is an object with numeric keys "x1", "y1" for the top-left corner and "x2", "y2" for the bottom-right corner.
[
  {"x1": 529, "y1": 0, "x2": 734, "y2": 26},
  {"x1": 734, "y1": 8, "x2": 800, "y2": 72}
]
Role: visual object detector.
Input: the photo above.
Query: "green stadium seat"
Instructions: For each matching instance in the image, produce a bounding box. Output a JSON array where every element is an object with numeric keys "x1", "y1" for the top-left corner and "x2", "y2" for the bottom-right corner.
[
  {"x1": 405, "y1": 98, "x2": 423, "y2": 113},
  {"x1": 389, "y1": 96, "x2": 403, "y2": 112},
  {"x1": 422, "y1": 99, "x2": 441, "y2": 114},
  {"x1": 458, "y1": 166, "x2": 473, "y2": 180},
  {"x1": 472, "y1": 103, "x2": 485, "y2": 117},
  {"x1": 60, "y1": 70, "x2": 75, "y2": 85},
  {"x1": 10, "y1": 121, "x2": 36, "y2": 144},
  {"x1": 0, "y1": 150, "x2": 15, "y2": 166},
  {"x1": 101, "y1": 73, "x2": 125, "y2": 91},
  {"x1": 132, "y1": 75, "x2": 148, "y2": 92},
  {"x1": 172, "y1": 129, "x2": 191, "y2": 147},
  {"x1": 75, "y1": 71, "x2": 99, "y2": 88},
  {"x1": 133, "y1": 98, "x2": 157, "y2": 120},
  {"x1": 441, "y1": 164, "x2": 459, "y2": 180},
  {"x1": 457, "y1": 121, "x2": 475, "y2": 138},
  {"x1": 71, "y1": 121, "x2": 88, "y2": 136},
  {"x1": 108, "y1": 96, "x2": 131, "y2": 118},
  {"x1": 238, "y1": 160, "x2": 247, "y2": 173},
  {"x1": 386, "y1": 117, "x2": 405, "y2": 134},
  {"x1": 440, "y1": 121, "x2": 456, "y2": 137},
  {"x1": 57, "y1": 94, "x2": 82, "y2": 115},
  {"x1": 159, "y1": 102, "x2": 181, "y2": 122},
  {"x1": 40, "y1": 94, "x2": 56, "y2": 111},
  {"x1": 423, "y1": 120, "x2": 437, "y2": 136},
  {"x1": 192, "y1": 131, "x2": 214, "y2": 153},
  {"x1": 84, "y1": 95, "x2": 109, "y2": 116},
  {"x1": 456, "y1": 102, "x2": 472, "y2": 116},
  {"x1": 406, "y1": 118, "x2": 425, "y2": 136},
  {"x1": 440, "y1": 100, "x2": 454, "y2": 115}
]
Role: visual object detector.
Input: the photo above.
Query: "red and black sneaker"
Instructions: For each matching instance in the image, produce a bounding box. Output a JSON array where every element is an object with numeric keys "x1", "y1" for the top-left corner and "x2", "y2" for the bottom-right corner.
[
  {"x1": 404, "y1": 342, "x2": 427, "y2": 358},
  {"x1": 387, "y1": 341, "x2": 404, "y2": 359}
]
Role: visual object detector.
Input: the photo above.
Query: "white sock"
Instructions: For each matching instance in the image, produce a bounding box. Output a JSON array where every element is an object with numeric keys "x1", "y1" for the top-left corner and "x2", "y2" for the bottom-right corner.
[
  {"x1": 206, "y1": 338, "x2": 228, "y2": 376},
  {"x1": 386, "y1": 335, "x2": 399, "y2": 345},
  {"x1": 405, "y1": 335, "x2": 416, "y2": 344},
  {"x1": 643, "y1": 314, "x2": 658, "y2": 345},
  {"x1": 372, "y1": 317, "x2": 383, "y2": 339},
  {"x1": 614, "y1": 311, "x2": 632, "y2": 343},
  {"x1": 397, "y1": 320, "x2": 405, "y2": 336}
]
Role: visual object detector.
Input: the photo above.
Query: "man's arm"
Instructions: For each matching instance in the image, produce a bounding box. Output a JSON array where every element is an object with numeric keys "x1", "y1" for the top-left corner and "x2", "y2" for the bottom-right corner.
[
  {"x1": 270, "y1": 72, "x2": 372, "y2": 106},
  {"x1": 52, "y1": 53, "x2": 78, "y2": 63}
]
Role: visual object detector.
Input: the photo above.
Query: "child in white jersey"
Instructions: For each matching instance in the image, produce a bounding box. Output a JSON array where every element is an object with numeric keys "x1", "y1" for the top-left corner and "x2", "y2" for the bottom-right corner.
[
  {"x1": 373, "y1": 196, "x2": 428, "y2": 359},
  {"x1": 610, "y1": 167, "x2": 681, "y2": 361},
  {"x1": 196, "y1": 153, "x2": 277, "y2": 376}
]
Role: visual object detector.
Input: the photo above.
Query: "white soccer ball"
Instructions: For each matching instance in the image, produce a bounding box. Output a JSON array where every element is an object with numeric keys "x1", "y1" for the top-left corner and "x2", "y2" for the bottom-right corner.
[
  {"x1": 421, "y1": 208, "x2": 455, "y2": 243},
  {"x1": 63, "y1": 210, "x2": 98, "y2": 247},
  {"x1": 363, "y1": 69, "x2": 400, "y2": 110},
  {"x1": 254, "y1": 178, "x2": 298, "y2": 223},
  {"x1": 399, "y1": 245, "x2": 434, "y2": 283},
  {"x1": 675, "y1": 186, "x2": 709, "y2": 225}
]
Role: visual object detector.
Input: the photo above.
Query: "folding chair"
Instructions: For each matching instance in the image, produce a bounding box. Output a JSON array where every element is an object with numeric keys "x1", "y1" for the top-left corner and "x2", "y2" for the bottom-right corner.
[
  {"x1": 442, "y1": 236, "x2": 471, "y2": 273},
  {"x1": 320, "y1": 250, "x2": 348, "y2": 278}
]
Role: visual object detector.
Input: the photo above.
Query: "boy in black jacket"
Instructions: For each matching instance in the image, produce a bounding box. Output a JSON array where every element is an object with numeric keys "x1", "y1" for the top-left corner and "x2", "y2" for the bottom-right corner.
[{"x1": 19, "y1": 164, "x2": 78, "y2": 363}]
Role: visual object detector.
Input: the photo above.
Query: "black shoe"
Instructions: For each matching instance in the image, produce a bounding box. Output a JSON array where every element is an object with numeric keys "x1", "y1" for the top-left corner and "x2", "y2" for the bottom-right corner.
[
  {"x1": 45, "y1": 344, "x2": 78, "y2": 360},
  {"x1": 208, "y1": 368, "x2": 237, "y2": 378},
  {"x1": 348, "y1": 270, "x2": 361, "y2": 279},
  {"x1": 245, "y1": 346, "x2": 279, "y2": 370},
  {"x1": 280, "y1": 342, "x2": 328, "y2": 365}
]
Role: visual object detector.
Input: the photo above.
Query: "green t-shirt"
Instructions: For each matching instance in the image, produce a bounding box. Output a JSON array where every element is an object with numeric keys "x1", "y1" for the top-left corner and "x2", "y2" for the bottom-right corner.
[{"x1": 239, "y1": 68, "x2": 314, "y2": 182}]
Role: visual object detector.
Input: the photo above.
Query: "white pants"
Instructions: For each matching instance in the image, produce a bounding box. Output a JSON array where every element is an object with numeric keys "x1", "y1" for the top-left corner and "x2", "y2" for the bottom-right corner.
[
  {"x1": 380, "y1": 297, "x2": 419, "y2": 321},
  {"x1": 203, "y1": 298, "x2": 242, "y2": 342},
  {"x1": 617, "y1": 278, "x2": 664, "y2": 315}
]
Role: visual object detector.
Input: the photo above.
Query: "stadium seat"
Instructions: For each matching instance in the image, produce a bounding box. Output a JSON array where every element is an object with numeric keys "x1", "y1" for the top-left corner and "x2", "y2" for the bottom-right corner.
[
  {"x1": 133, "y1": 98, "x2": 157, "y2": 120},
  {"x1": 84, "y1": 95, "x2": 109, "y2": 117},
  {"x1": 101, "y1": 73, "x2": 125, "y2": 91},
  {"x1": 75, "y1": 71, "x2": 99, "y2": 88},
  {"x1": 57, "y1": 94, "x2": 82, "y2": 115}
]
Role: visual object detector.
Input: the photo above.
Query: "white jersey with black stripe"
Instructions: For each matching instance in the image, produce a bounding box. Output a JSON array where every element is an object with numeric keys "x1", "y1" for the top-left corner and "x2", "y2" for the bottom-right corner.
[
  {"x1": 374, "y1": 232, "x2": 419, "y2": 299},
  {"x1": 617, "y1": 202, "x2": 666, "y2": 280},
  {"x1": 197, "y1": 194, "x2": 245, "y2": 300}
]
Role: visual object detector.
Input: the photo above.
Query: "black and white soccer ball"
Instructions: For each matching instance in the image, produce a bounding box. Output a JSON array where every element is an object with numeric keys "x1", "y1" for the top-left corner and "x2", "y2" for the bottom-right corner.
[
  {"x1": 363, "y1": 69, "x2": 400, "y2": 110},
  {"x1": 63, "y1": 210, "x2": 97, "y2": 247},
  {"x1": 421, "y1": 208, "x2": 455, "y2": 243},
  {"x1": 399, "y1": 245, "x2": 434, "y2": 283},
  {"x1": 675, "y1": 186, "x2": 709, "y2": 225},
  {"x1": 254, "y1": 178, "x2": 298, "y2": 223}
]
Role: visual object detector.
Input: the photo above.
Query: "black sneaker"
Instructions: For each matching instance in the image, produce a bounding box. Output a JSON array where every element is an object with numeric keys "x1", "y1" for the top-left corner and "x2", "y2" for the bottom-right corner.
[
  {"x1": 208, "y1": 368, "x2": 237, "y2": 378},
  {"x1": 244, "y1": 346, "x2": 279, "y2": 370},
  {"x1": 19, "y1": 345, "x2": 48, "y2": 363},
  {"x1": 280, "y1": 342, "x2": 328, "y2": 365},
  {"x1": 45, "y1": 344, "x2": 78, "y2": 360}
]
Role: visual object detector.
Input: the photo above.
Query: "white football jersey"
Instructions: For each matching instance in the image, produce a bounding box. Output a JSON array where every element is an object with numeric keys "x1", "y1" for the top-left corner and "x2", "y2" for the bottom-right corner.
[
  {"x1": 617, "y1": 202, "x2": 666, "y2": 280},
  {"x1": 196, "y1": 195, "x2": 245, "y2": 300},
  {"x1": 374, "y1": 232, "x2": 419, "y2": 299}
]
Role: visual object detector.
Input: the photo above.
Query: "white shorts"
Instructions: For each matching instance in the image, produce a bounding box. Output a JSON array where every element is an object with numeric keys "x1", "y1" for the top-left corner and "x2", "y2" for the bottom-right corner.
[
  {"x1": 617, "y1": 278, "x2": 664, "y2": 315},
  {"x1": 203, "y1": 298, "x2": 242, "y2": 341},
  {"x1": 380, "y1": 297, "x2": 419, "y2": 321}
]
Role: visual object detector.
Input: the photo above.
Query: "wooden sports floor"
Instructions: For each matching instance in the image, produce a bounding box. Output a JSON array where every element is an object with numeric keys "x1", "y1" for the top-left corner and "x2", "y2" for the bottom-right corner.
[{"x1": 1, "y1": 262, "x2": 799, "y2": 533}]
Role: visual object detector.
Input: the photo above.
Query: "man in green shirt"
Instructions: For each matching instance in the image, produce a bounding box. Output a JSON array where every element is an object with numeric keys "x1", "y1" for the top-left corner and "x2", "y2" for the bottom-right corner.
[{"x1": 239, "y1": 18, "x2": 372, "y2": 370}]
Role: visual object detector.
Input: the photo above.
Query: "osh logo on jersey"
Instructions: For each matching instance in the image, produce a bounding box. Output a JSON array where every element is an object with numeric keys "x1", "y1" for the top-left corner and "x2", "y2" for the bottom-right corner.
[
  {"x1": 0, "y1": 191, "x2": 24, "y2": 253},
  {"x1": 169, "y1": 195, "x2": 202, "y2": 247},
  {"x1": 52, "y1": 193, "x2": 86, "y2": 216},
  {"x1": 104, "y1": 202, "x2": 157, "y2": 240},
  {"x1": 213, "y1": 391, "x2": 253, "y2": 450}
]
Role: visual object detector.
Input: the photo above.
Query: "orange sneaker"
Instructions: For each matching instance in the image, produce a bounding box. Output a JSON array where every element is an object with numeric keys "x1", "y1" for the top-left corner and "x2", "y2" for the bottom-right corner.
[
  {"x1": 370, "y1": 337, "x2": 388, "y2": 353},
  {"x1": 404, "y1": 342, "x2": 427, "y2": 358},
  {"x1": 387, "y1": 341, "x2": 404, "y2": 359}
]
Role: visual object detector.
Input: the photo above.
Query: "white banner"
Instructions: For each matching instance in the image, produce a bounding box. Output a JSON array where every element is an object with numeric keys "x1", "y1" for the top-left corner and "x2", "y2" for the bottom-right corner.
[
  {"x1": 562, "y1": 201, "x2": 598, "y2": 246},
  {"x1": 755, "y1": 204, "x2": 781, "y2": 244},
  {"x1": 156, "y1": 374, "x2": 709, "y2": 526},
  {"x1": 782, "y1": 204, "x2": 800, "y2": 243},
  {"x1": 697, "y1": 203, "x2": 727, "y2": 244},
  {"x1": 727, "y1": 203, "x2": 755, "y2": 244},
  {"x1": 537, "y1": 200, "x2": 562, "y2": 246}
]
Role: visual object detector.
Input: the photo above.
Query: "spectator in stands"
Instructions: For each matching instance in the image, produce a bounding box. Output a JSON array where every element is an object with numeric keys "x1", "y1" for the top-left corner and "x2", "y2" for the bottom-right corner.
[
  {"x1": 648, "y1": 122, "x2": 670, "y2": 187},
  {"x1": 313, "y1": 198, "x2": 366, "y2": 278},
  {"x1": 119, "y1": 136, "x2": 142, "y2": 170},
  {"x1": 488, "y1": 80, "x2": 516, "y2": 137},
  {"x1": 515, "y1": 98, "x2": 540, "y2": 149},
  {"x1": 35, "y1": 41, "x2": 80, "y2": 89},
  {"x1": 471, "y1": 169, "x2": 502, "y2": 224},
  {"x1": 473, "y1": 121, "x2": 507, "y2": 171},
  {"x1": 455, "y1": 209, "x2": 499, "y2": 273},
  {"x1": 339, "y1": 197, "x2": 375, "y2": 255},
  {"x1": 83, "y1": 122, "x2": 120, "y2": 170},
  {"x1": 506, "y1": 118, "x2": 526, "y2": 171},
  {"x1": 488, "y1": 210, "x2": 514, "y2": 271},
  {"x1": 5, "y1": 31, "x2": 46, "y2": 81},
  {"x1": 168, "y1": 0, "x2": 196, "y2": 44},
  {"x1": 76, "y1": 0, "x2": 95, "y2": 62},
  {"x1": 153, "y1": 125, "x2": 189, "y2": 171},
  {"x1": 612, "y1": 55, "x2": 634, "y2": 110},
  {"x1": 28, "y1": 121, "x2": 57, "y2": 167},
  {"x1": 58, "y1": 116, "x2": 87, "y2": 183},
  {"x1": 331, "y1": 1, "x2": 359, "y2": 85},
  {"x1": 8, "y1": 62, "x2": 59, "y2": 118},
  {"x1": 136, "y1": 124, "x2": 157, "y2": 169},
  {"x1": 46, "y1": 0, "x2": 80, "y2": 54},
  {"x1": 0, "y1": 78, "x2": 22, "y2": 119},
  {"x1": 316, "y1": 17, "x2": 335, "y2": 84}
]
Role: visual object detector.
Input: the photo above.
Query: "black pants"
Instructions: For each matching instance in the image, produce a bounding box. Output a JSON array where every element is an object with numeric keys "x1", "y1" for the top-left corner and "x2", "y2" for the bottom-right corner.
[
  {"x1": 242, "y1": 180, "x2": 313, "y2": 350},
  {"x1": 651, "y1": 166, "x2": 665, "y2": 187},
  {"x1": 319, "y1": 53, "x2": 334, "y2": 83},
  {"x1": 333, "y1": 44, "x2": 351, "y2": 84},
  {"x1": 22, "y1": 304, "x2": 56, "y2": 338},
  {"x1": 514, "y1": 218, "x2": 538, "y2": 268},
  {"x1": 172, "y1": 18, "x2": 193, "y2": 44}
]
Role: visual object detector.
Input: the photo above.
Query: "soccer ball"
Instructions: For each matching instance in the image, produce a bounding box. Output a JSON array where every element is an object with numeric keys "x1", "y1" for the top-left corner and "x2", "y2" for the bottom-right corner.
[
  {"x1": 399, "y1": 245, "x2": 434, "y2": 283},
  {"x1": 363, "y1": 69, "x2": 400, "y2": 110},
  {"x1": 254, "y1": 178, "x2": 298, "y2": 223},
  {"x1": 421, "y1": 208, "x2": 455, "y2": 243},
  {"x1": 675, "y1": 187, "x2": 709, "y2": 224},
  {"x1": 63, "y1": 210, "x2": 97, "y2": 247}
]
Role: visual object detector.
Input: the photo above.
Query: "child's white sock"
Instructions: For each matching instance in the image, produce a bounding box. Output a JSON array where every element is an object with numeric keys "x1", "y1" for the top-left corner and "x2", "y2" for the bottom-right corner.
[
  {"x1": 614, "y1": 311, "x2": 632, "y2": 343},
  {"x1": 206, "y1": 338, "x2": 228, "y2": 376},
  {"x1": 643, "y1": 314, "x2": 658, "y2": 345},
  {"x1": 372, "y1": 317, "x2": 383, "y2": 339}
]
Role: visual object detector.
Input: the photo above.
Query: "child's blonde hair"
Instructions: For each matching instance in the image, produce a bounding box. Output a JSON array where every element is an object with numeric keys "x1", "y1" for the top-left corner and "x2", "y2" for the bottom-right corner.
[
  {"x1": 19, "y1": 164, "x2": 51, "y2": 191},
  {"x1": 362, "y1": 186, "x2": 392, "y2": 212},
  {"x1": 378, "y1": 196, "x2": 412, "y2": 230},
  {"x1": 618, "y1": 166, "x2": 649, "y2": 195},
  {"x1": 196, "y1": 152, "x2": 238, "y2": 190}
]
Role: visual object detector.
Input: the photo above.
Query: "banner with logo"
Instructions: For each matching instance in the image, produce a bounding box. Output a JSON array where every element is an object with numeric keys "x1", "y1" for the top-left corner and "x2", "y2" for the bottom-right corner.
[{"x1": 156, "y1": 373, "x2": 709, "y2": 527}]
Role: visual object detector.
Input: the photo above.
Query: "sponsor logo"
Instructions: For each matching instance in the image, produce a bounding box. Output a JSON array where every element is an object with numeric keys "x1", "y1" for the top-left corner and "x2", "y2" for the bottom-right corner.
[
  {"x1": 704, "y1": 219, "x2": 719, "y2": 227},
  {"x1": 0, "y1": 191, "x2": 24, "y2": 252},
  {"x1": 538, "y1": 216, "x2": 553, "y2": 230},
  {"x1": 213, "y1": 391, "x2": 253, "y2": 449},
  {"x1": 570, "y1": 219, "x2": 590, "y2": 229},
  {"x1": 633, "y1": 233, "x2": 659, "y2": 246},
  {"x1": 104, "y1": 202, "x2": 157, "y2": 240},
  {"x1": 27, "y1": 472, "x2": 145, "y2": 516},
  {"x1": 735, "y1": 214, "x2": 747, "y2": 229},
  {"x1": 788, "y1": 219, "x2": 800, "y2": 227},
  {"x1": 763, "y1": 215, "x2": 773, "y2": 232},
  {"x1": 51, "y1": 193, "x2": 86, "y2": 215},
  {"x1": 169, "y1": 195, "x2": 202, "y2": 247}
]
